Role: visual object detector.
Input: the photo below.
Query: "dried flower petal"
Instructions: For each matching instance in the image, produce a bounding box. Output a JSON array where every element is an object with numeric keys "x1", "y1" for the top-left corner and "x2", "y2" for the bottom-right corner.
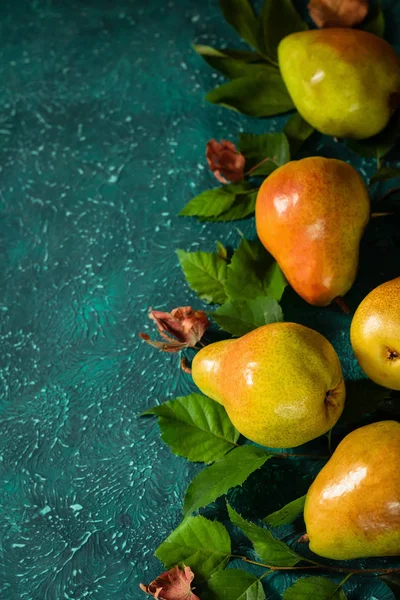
[
  {"x1": 206, "y1": 139, "x2": 245, "y2": 184},
  {"x1": 138, "y1": 333, "x2": 187, "y2": 353},
  {"x1": 139, "y1": 307, "x2": 210, "y2": 353},
  {"x1": 308, "y1": 0, "x2": 368, "y2": 28},
  {"x1": 140, "y1": 565, "x2": 200, "y2": 600}
]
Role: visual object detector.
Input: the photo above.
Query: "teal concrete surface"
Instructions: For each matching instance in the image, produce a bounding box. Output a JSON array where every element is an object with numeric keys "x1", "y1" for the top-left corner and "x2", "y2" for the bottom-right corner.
[{"x1": 0, "y1": 1, "x2": 399, "y2": 598}]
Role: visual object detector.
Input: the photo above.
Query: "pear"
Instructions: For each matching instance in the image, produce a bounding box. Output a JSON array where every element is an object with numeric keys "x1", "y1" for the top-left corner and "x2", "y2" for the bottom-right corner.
[
  {"x1": 350, "y1": 277, "x2": 400, "y2": 390},
  {"x1": 304, "y1": 421, "x2": 400, "y2": 560},
  {"x1": 278, "y1": 29, "x2": 400, "y2": 139},
  {"x1": 255, "y1": 157, "x2": 370, "y2": 307},
  {"x1": 192, "y1": 322, "x2": 345, "y2": 448}
]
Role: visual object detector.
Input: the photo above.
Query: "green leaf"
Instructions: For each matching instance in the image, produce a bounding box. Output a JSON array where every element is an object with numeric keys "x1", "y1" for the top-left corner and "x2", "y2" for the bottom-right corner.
[
  {"x1": 145, "y1": 394, "x2": 240, "y2": 463},
  {"x1": 283, "y1": 577, "x2": 347, "y2": 599},
  {"x1": 370, "y1": 167, "x2": 400, "y2": 185},
  {"x1": 264, "y1": 494, "x2": 306, "y2": 527},
  {"x1": 219, "y1": 0, "x2": 264, "y2": 57},
  {"x1": 180, "y1": 183, "x2": 253, "y2": 219},
  {"x1": 183, "y1": 446, "x2": 271, "y2": 516},
  {"x1": 180, "y1": 187, "x2": 237, "y2": 218},
  {"x1": 346, "y1": 113, "x2": 400, "y2": 161},
  {"x1": 238, "y1": 132, "x2": 290, "y2": 175},
  {"x1": 212, "y1": 296, "x2": 283, "y2": 336},
  {"x1": 340, "y1": 379, "x2": 392, "y2": 424},
  {"x1": 283, "y1": 112, "x2": 315, "y2": 156},
  {"x1": 177, "y1": 249, "x2": 228, "y2": 304},
  {"x1": 193, "y1": 45, "x2": 277, "y2": 80},
  {"x1": 360, "y1": 3, "x2": 385, "y2": 37},
  {"x1": 204, "y1": 569, "x2": 266, "y2": 600},
  {"x1": 381, "y1": 575, "x2": 400, "y2": 599},
  {"x1": 206, "y1": 73, "x2": 295, "y2": 117},
  {"x1": 225, "y1": 238, "x2": 287, "y2": 302},
  {"x1": 206, "y1": 189, "x2": 258, "y2": 222},
  {"x1": 261, "y1": 0, "x2": 307, "y2": 63},
  {"x1": 155, "y1": 515, "x2": 231, "y2": 581},
  {"x1": 227, "y1": 504, "x2": 301, "y2": 566}
]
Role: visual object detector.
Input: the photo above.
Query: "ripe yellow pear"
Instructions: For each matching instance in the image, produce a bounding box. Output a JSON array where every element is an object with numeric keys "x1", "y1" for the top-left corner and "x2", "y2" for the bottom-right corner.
[
  {"x1": 192, "y1": 323, "x2": 345, "y2": 448},
  {"x1": 304, "y1": 421, "x2": 400, "y2": 560},
  {"x1": 350, "y1": 277, "x2": 400, "y2": 390},
  {"x1": 278, "y1": 29, "x2": 400, "y2": 139}
]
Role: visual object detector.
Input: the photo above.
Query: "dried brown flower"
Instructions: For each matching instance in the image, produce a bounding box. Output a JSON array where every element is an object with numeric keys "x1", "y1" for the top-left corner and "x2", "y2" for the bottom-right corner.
[
  {"x1": 139, "y1": 307, "x2": 210, "y2": 353},
  {"x1": 308, "y1": 0, "x2": 368, "y2": 28},
  {"x1": 206, "y1": 139, "x2": 245, "y2": 184},
  {"x1": 140, "y1": 565, "x2": 200, "y2": 600}
]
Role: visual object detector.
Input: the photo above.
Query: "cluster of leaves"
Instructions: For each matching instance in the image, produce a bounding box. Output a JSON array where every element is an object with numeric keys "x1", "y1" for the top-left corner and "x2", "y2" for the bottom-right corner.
[
  {"x1": 144, "y1": 390, "x2": 397, "y2": 598},
  {"x1": 177, "y1": 237, "x2": 287, "y2": 336}
]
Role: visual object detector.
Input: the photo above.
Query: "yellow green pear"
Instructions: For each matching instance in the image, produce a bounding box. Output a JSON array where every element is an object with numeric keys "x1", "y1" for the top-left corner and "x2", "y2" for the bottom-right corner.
[
  {"x1": 278, "y1": 29, "x2": 400, "y2": 139},
  {"x1": 304, "y1": 421, "x2": 400, "y2": 560},
  {"x1": 350, "y1": 277, "x2": 400, "y2": 390},
  {"x1": 192, "y1": 322, "x2": 345, "y2": 448}
]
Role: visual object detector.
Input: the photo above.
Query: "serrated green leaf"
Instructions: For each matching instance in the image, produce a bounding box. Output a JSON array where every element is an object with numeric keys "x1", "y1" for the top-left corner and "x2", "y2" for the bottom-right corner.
[
  {"x1": 205, "y1": 190, "x2": 258, "y2": 222},
  {"x1": 180, "y1": 187, "x2": 237, "y2": 218},
  {"x1": 180, "y1": 182, "x2": 254, "y2": 219},
  {"x1": 225, "y1": 238, "x2": 287, "y2": 302},
  {"x1": 145, "y1": 394, "x2": 239, "y2": 463},
  {"x1": 261, "y1": 0, "x2": 307, "y2": 63},
  {"x1": 177, "y1": 249, "x2": 228, "y2": 304},
  {"x1": 340, "y1": 379, "x2": 392, "y2": 424},
  {"x1": 204, "y1": 569, "x2": 266, "y2": 600},
  {"x1": 370, "y1": 167, "x2": 400, "y2": 185},
  {"x1": 360, "y1": 3, "x2": 385, "y2": 37},
  {"x1": 155, "y1": 515, "x2": 231, "y2": 581},
  {"x1": 219, "y1": 0, "x2": 265, "y2": 57},
  {"x1": 283, "y1": 576, "x2": 347, "y2": 599},
  {"x1": 346, "y1": 113, "x2": 400, "y2": 161},
  {"x1": 283, "y1": 111, "x2": 315, "y2": 156},
  {"x1": 206, "y1": 73, "x2": 295, "y2": 117},
  {"x1": 227, "y1": 504, "x2": 301, "y2": 566},
  {"x1": 238, "y1": 132, "x2": 290, "y2": 175},
  {"x1": 264, "y1": 494, "x2": 306, "y2": 527},
  {"x1": 183, "y1": 446, "x2": 271, "y2": 516},
  {"x1": 381, "y1": 575, "x2": 400, "y2": 599},
  {"x1": 212, "y1": 296, "x2": 283, "y2": 336},
  {"x1": 193, "y1": 45, "x2": 277, "y2": 80}
]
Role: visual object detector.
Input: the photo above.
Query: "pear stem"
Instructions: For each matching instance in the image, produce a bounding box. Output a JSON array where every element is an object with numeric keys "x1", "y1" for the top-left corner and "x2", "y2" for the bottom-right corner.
[
  {"x1": 233, "y1": 555, "x2": 400, "y2": 576},
  {"x1": 371, "y1": 212, "x2": 395, "y2": 218},
  {"x1": 333, "y1": 296, "x2": 350, "y2": 314},
  {"x1": 180, "y1": 356, "x2": 192, "y2": 375},
  {"x1": 379, "y1": 186, "x2": 400, "y2": 204}
]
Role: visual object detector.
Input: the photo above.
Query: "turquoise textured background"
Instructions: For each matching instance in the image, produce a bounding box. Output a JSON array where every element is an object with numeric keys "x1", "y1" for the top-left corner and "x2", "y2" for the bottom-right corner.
[{"x1": 0, "y1": 1, "x2": 400, "y2": 598}]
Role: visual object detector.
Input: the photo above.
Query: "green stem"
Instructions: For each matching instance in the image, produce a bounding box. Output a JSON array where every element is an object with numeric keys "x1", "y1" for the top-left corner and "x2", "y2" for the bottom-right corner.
[
  {"x1": 233, "y1": 555, "x2": 400, "y2": 576},
  {"x1": 259, "y1": 569, "x2": 273, "y2": 581},
  {"x1": 329, "y1": 573, "x2": 353, "y2": 598},
  {"x1": 271, "y1": 451, "x2": 329, "y2": 460},
  {"x1": 245, "y1": 156, "x2": 277, "y2": 176}
]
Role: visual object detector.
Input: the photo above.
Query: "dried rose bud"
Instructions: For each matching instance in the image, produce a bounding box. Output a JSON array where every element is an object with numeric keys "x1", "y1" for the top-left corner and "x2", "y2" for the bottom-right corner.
[
  {"x1": 308, "y1": 0, "x2": 368, "y2": 28},
  {"x1": 139, "y1": 307, "x2": 210, "y2": 353},
  {"x1": 140, "y1": 565, "x2": 200, "y2": 600},
  {"x1": 206, "y1": 139, "x2": 245, "y2": 184}
]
